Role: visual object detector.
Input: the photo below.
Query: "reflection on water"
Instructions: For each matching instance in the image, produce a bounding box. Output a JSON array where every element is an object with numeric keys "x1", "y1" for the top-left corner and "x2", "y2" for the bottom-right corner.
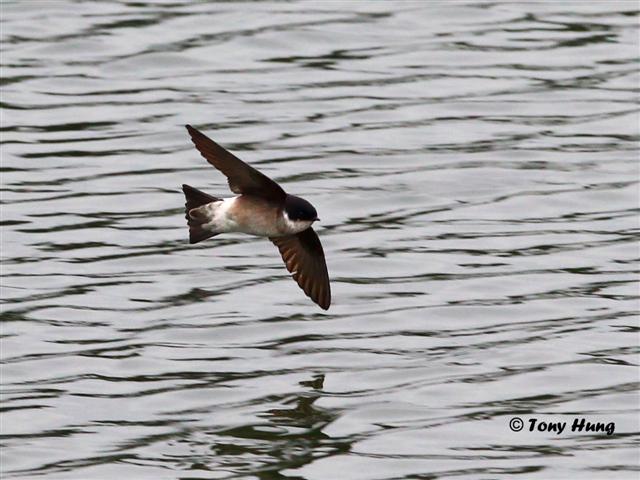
[{"x1": 1, "y1": 1, "x2": 639, "y2": 478}]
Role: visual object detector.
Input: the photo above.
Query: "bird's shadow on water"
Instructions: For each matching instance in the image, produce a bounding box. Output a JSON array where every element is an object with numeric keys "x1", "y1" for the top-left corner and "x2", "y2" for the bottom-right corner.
[
  {"x1": 99, "y1": 373, "x2": 350, "y2": 478},
  {"x1": 211, "y1": 373, "x2": 351, "y2": 479}
]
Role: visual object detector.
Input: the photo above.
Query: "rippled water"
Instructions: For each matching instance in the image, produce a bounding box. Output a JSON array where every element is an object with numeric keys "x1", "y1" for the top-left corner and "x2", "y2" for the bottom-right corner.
[{"x1": 2, "y1": 1, "x2": 639, "y2": 478}]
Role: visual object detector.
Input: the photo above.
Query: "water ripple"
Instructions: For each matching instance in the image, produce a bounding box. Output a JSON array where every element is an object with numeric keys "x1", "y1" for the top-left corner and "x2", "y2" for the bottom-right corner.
[{"x1": 1, "y1": 1, "x2": 638, "y2": 479}]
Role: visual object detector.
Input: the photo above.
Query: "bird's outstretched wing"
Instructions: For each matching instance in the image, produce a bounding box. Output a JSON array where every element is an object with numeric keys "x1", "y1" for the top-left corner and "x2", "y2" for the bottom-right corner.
[
  {"x1": 186, "y1": 125, "x2": 286, "y2": 200},
  {"x1": 270, "y1": 228, "x2": 331, "y2": 310}
]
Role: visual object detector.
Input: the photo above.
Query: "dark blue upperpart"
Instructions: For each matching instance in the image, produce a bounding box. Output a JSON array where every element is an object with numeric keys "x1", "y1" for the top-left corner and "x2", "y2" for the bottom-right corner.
[{"x1": 284, "y1": 194, "x2": 318, "y2": 222}]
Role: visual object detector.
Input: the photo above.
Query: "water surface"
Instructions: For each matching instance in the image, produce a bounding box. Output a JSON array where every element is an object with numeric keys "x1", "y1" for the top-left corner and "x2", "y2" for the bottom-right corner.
[{"x1": 1, "y1": 1, "x2": 639, "y2": 479}]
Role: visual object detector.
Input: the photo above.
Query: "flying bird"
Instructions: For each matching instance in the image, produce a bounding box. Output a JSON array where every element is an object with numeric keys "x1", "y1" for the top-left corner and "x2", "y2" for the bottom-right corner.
[{"x1": 182, "y1": 125, "x2": 331, "y2": 310}]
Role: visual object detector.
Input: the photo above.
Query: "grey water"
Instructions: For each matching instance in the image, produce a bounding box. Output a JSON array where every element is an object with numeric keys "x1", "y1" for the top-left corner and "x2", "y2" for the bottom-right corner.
[{"x1": 1, "y1": 1, "x2": 639, "y2": 479}]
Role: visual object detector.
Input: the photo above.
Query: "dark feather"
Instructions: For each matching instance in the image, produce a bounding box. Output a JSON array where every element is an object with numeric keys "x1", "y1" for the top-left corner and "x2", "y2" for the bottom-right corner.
[
  {"x1": 186, "y1": 125, "x2": 286, "y2": 201},
  {"x1": 182, "y1": 184, "x2": 219, "y2": 244},
  {"x1": 270, "y1": 228, "x2": 331, "y2": 310}
]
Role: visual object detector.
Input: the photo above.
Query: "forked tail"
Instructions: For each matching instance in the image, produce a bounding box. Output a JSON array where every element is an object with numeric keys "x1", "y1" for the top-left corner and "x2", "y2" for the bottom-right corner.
[{"x1": 182, "y1": 184, "x2": 220, "y2": 244}]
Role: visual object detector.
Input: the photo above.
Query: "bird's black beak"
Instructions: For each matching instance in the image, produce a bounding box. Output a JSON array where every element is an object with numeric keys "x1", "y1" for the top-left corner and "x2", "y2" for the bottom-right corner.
[{"x1": 314, "y1": 217, "x2": 320, "y2": 222}]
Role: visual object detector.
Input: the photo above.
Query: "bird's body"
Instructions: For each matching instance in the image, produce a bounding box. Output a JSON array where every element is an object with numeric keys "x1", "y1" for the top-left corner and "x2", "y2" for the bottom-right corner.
[
  {"x1": 182, "y1": 125, "x2": 331, "y2": 310},
  {"x1": 190, "y1": 195, "x2": 314, "y2": 238}
]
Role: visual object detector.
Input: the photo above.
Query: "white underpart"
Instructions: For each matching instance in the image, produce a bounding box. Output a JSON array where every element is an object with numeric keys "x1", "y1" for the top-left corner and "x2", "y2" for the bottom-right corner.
[
  {"x1": 283, "y1": 211, "x2": 313, "y2": 234},
  {"x1": 201, "y1": 197, "x2": 239, "y2": 233}
]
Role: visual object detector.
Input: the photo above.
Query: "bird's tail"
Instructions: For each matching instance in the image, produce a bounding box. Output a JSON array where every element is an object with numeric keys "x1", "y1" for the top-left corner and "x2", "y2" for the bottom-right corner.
[{"x1": 182, "y1": 184, "x2": 220, "y2": 244}]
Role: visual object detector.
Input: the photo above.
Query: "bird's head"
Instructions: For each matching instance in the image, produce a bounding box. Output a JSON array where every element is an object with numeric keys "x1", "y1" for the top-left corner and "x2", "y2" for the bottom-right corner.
[{"x1": 283, "y1": 194, "x2": 319, "y2": 232}]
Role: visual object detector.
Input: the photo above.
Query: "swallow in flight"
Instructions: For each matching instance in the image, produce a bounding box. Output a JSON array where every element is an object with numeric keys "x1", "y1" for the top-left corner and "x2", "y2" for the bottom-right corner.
[{"x1": 182, "y1": 125, "x2": 330, "y2": 310}]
